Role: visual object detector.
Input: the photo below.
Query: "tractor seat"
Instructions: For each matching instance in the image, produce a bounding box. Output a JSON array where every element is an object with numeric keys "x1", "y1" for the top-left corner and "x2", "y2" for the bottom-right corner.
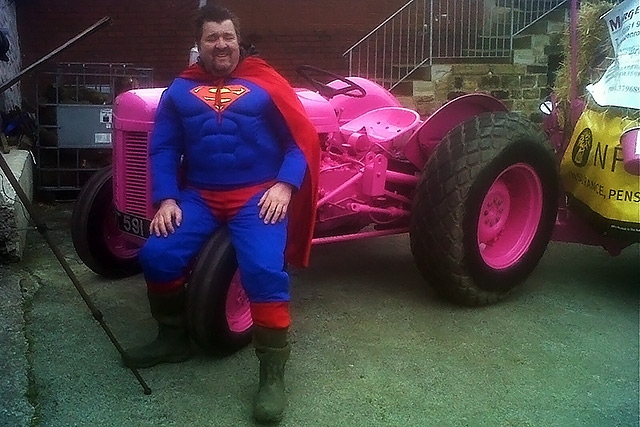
[{"x1": 339, "y1": 107, "x2": 421, "y2": 153}]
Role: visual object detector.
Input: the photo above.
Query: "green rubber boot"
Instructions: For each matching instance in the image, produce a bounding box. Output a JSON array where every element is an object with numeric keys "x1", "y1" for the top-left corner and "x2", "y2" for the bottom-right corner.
[
  {"x1": 122, "y1": 287, "x2": 193, "y2": 369},
  {"x1": 253, "y1": 326, "x2": 291, "y2": 424}
]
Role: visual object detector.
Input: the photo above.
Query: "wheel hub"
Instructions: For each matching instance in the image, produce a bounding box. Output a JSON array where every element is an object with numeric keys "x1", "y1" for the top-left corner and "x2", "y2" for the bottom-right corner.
[
  {"x1": 476, "y1": 163, "x2": 544, "y2": 269},
  {"x1": 478, "y1": 180, "x2": 511, "y2": 244}
]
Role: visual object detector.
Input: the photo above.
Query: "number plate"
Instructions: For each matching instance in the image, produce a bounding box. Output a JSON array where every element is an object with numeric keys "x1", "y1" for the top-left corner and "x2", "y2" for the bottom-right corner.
[{"x1": 116, "y1": 211, "x2": 151, "y2": 239}]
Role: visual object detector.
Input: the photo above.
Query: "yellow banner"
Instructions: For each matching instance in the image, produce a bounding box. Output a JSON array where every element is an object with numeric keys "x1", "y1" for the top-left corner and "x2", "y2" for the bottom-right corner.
[{"x1": 560, "y1": 108, "x2": 640, "y2": 224}]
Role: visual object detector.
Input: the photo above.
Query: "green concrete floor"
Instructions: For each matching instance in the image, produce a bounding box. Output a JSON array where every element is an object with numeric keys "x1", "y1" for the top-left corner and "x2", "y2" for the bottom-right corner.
[{"x1": 13, "y1": 203, "x2": 640, "y2": 426}]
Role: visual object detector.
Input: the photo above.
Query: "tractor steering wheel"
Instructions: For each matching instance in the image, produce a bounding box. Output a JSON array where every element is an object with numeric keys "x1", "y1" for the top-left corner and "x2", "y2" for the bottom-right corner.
[{"x1": 296, "y1": 65, "x2": 366, "y2": 99}]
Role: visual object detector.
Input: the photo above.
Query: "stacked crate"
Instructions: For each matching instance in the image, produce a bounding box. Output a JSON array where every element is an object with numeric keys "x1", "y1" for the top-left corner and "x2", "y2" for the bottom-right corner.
[{"x1": 35, "y1": 63, "x2": 153, "y2": 201}]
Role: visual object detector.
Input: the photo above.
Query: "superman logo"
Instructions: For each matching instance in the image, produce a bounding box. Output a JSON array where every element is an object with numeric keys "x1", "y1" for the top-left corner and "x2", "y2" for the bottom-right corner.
[{"x1": 191, "y1": 85, "x2": 250, "y2": 113}]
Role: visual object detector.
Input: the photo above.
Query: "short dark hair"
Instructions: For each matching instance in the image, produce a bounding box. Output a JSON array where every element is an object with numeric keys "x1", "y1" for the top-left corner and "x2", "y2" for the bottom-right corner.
[{"x1": 195, "y1": 4, "x2": 241, "y2": 42}]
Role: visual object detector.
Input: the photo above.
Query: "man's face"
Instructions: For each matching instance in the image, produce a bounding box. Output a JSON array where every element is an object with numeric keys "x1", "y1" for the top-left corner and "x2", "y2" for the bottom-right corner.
[{"x1": 198, "y1": 19, "x2": 240, "y2": 77}]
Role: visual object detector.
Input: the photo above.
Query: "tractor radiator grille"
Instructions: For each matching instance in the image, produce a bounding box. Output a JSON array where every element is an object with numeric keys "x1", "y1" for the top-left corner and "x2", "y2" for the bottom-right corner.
[{"x1": 123, "y1": 131, "x2": 149, "y2": 216}]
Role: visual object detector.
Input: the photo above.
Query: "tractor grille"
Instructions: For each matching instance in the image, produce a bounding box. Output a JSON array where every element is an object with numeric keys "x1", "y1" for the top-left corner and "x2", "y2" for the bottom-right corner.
[{"x1": 123, "y1": 131, "x2": 149, "y2": 216}]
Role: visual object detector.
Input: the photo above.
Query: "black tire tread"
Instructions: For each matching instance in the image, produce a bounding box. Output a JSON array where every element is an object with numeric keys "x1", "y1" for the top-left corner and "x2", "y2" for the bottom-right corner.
[
  {"x1": 410, "y1": 112, "x2": 558, "y2": 306},
  {"x1": 71, "y1": 166, "x2": 141, "y2": 278}
]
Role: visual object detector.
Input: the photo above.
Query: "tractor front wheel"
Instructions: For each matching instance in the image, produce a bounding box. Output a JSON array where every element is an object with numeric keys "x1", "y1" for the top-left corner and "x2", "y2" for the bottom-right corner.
[
  {"x1": 410, "y1": 112, "x2": 559, "y2": 306},
  {"x1": 71, "y1": 167, "x2": 142, "y2": 278}
]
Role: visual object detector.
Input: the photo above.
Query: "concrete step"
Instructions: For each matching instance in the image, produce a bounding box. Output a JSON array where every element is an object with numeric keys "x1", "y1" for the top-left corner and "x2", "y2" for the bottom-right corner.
[
  {"x1": 389, "y1": 64, "x2": 432, "y2": 81},
  {"x1": 386, "y1": 79, "x2": 414, "y2": 96},
  {"x1": 0, "y1": 148, "x2": 33, "y2": 262},
  {"x1": 474, "y1": 35, "x2": 512, "y2": 50},
  {"x1": 461, "y1": 48, "x2": 513, "y2": 58}
]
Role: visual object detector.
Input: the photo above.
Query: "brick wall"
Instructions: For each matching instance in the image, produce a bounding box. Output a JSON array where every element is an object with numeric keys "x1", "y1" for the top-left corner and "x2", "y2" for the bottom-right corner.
[
  {"x1": 15, "y1": 0, "x2": 565, "y2": 119},
  {"x1": 16, "y1": 0, "x2": 200, "y2": 103},
  {"x1": 16, "y1": 0, "x2": 405, "y2": 104},
  {"x1": 231, "y1": 0, "x2": 406, "y2": 83}
]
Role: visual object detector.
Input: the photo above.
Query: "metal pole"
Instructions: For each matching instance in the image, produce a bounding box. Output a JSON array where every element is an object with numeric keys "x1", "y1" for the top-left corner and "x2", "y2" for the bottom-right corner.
[
  {"x1": 0, "y1": 153, "x2": 152, "y2": 395},
  {"x1": 0, "y1": 17, "x2": 111, "y2": 94},
  {"x1": 569, "y1": 0, "x2": 579, "y2": 123},
  {"x1": 0, "y1": 14, "x2": 150, "y2": 395}
]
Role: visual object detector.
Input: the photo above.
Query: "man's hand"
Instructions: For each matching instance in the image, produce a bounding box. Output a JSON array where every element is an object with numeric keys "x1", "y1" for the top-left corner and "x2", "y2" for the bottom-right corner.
[
  {"x1": 258, "y1": 182, "x2": 294, "y2": 224},
  {"x1": 150, "y1": 198, "x2": 182, "y2": 237}
]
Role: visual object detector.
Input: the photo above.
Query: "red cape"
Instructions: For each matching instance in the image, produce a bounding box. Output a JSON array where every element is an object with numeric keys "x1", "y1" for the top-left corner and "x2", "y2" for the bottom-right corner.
[{"x1": 179, "y1": 58, "x2": 320, "y2": 267}]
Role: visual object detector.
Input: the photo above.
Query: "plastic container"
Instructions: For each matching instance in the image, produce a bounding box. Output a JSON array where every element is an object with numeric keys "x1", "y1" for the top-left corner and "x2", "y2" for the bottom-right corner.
[{"x1": 620, "y1": 127, "x2": 640, "y2": 176}]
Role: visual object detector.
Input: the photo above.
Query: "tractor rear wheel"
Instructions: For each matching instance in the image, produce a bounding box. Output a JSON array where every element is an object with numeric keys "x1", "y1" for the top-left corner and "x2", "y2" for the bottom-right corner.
[
  {"x1": 186, "y1": 227, "x2": 253, "y2": 355},
  {"x1": 410, "y1": 112, "x2": 558, "y2": 306},
  {"x1": 71, "y1": 167, "x2": 142, "y2": 278}
]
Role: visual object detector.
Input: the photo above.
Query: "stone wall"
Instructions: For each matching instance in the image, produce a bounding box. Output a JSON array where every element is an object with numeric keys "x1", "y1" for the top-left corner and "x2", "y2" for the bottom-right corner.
[
  {"x1": 0, "y1": 149, "x2": 33, "y2": 262},
  {"x1": 404, "y1": 9, "x2": 567, "y2": 120},
  {"x1": 410, "y1": 63, "x2": 551, "y2": 119},
  {"x1": 0, "y1": 0, "x2": 21, "y2": 110},
  {"x1": 0, "y1": 2, "x2": 29, "y2": 262}
]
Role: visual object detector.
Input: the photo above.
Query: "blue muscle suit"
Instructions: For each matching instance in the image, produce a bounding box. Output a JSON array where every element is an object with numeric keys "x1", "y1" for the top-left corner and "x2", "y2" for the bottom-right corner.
[{"x1": 139, "y1": 71, "x2": 308, "y2": 328}]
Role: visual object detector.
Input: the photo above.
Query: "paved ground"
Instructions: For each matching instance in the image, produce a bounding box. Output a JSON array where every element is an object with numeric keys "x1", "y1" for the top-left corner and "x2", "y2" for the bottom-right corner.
[{"x1": 1, "y1": 202, "x2": 639, "y2": 427}]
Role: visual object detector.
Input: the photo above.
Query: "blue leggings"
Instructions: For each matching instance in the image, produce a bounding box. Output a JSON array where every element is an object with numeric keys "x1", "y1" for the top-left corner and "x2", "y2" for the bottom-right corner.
[{"x1": 138, "y1": 188, "x2": 289, "y2": 303}]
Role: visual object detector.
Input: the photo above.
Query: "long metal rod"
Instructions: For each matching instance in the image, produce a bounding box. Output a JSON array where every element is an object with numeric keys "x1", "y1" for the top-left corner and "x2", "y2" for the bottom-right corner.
[
  {"x1": 312, "y1": 227, "x2": 410, "y2": 245},
  {"x1": 316, "y1": 171, "x2": 363, "y2": 208},
  {"x1": 0, "y1": 14, "x2": 150, "y2": 394},
  {"x1": 512, "y1": 1, "x2": 568, "y2": 37},
  {"x1": 342, "y1": 0, "x2": 415, "y2": 56},
  {"x1": 0, "y1": 16, "x2": 111, "y2": 94},
  {"x1": 0, "y1": 153, "x2": 152, "y2": 395},
  {"x1": 569, "y1": 0, "x2": 579, "y2": 117},
  {"x1": 344, "y1": 0, "x2": 567, "y2": 89}
]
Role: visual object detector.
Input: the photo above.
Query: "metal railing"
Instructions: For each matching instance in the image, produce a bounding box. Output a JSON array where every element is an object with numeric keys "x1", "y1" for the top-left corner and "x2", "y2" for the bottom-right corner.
[{"x1": 344, "y1": 0, "x2": 567, "y2": 89}]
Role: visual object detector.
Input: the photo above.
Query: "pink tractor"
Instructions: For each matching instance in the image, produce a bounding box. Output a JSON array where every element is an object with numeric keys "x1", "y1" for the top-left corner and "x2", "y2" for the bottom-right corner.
[{"x1": 72, "y1": 51, "x2": 639, "y2": 353}]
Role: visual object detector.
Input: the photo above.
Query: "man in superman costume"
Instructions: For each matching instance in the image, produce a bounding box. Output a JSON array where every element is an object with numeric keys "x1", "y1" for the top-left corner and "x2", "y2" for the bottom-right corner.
[{"x1": 123, "y1": 5, "x2": 319, "y2": 423}]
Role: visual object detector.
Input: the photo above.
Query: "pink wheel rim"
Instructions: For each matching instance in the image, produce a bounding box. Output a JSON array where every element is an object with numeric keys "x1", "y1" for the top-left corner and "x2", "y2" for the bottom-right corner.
[
  {"x1": 476, "y1": 163, "x2": 543, "y2": 269},
  {"x1": 225, "y1": 272, "x2": 253, "y2": 333},
  {"x1": 103, "y1": 207, "x2": 141, "y2": 259}
]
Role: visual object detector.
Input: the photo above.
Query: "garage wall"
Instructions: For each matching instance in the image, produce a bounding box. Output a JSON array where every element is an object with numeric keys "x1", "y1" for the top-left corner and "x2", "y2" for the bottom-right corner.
[{"x1": 16, "y1": 0, "x2": 405, "y2": 104}]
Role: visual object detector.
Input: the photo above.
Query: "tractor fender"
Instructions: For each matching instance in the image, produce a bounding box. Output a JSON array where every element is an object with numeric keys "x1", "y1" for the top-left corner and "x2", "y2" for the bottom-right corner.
[{"x1": 404, "y1": 93, "x2": 508, "y2": 170}]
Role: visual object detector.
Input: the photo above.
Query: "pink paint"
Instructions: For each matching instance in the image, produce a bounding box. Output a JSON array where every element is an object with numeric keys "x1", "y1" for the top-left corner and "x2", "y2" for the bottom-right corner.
[{"x1": 621, "y1": 127, "x2": 640, "y2": 176}]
